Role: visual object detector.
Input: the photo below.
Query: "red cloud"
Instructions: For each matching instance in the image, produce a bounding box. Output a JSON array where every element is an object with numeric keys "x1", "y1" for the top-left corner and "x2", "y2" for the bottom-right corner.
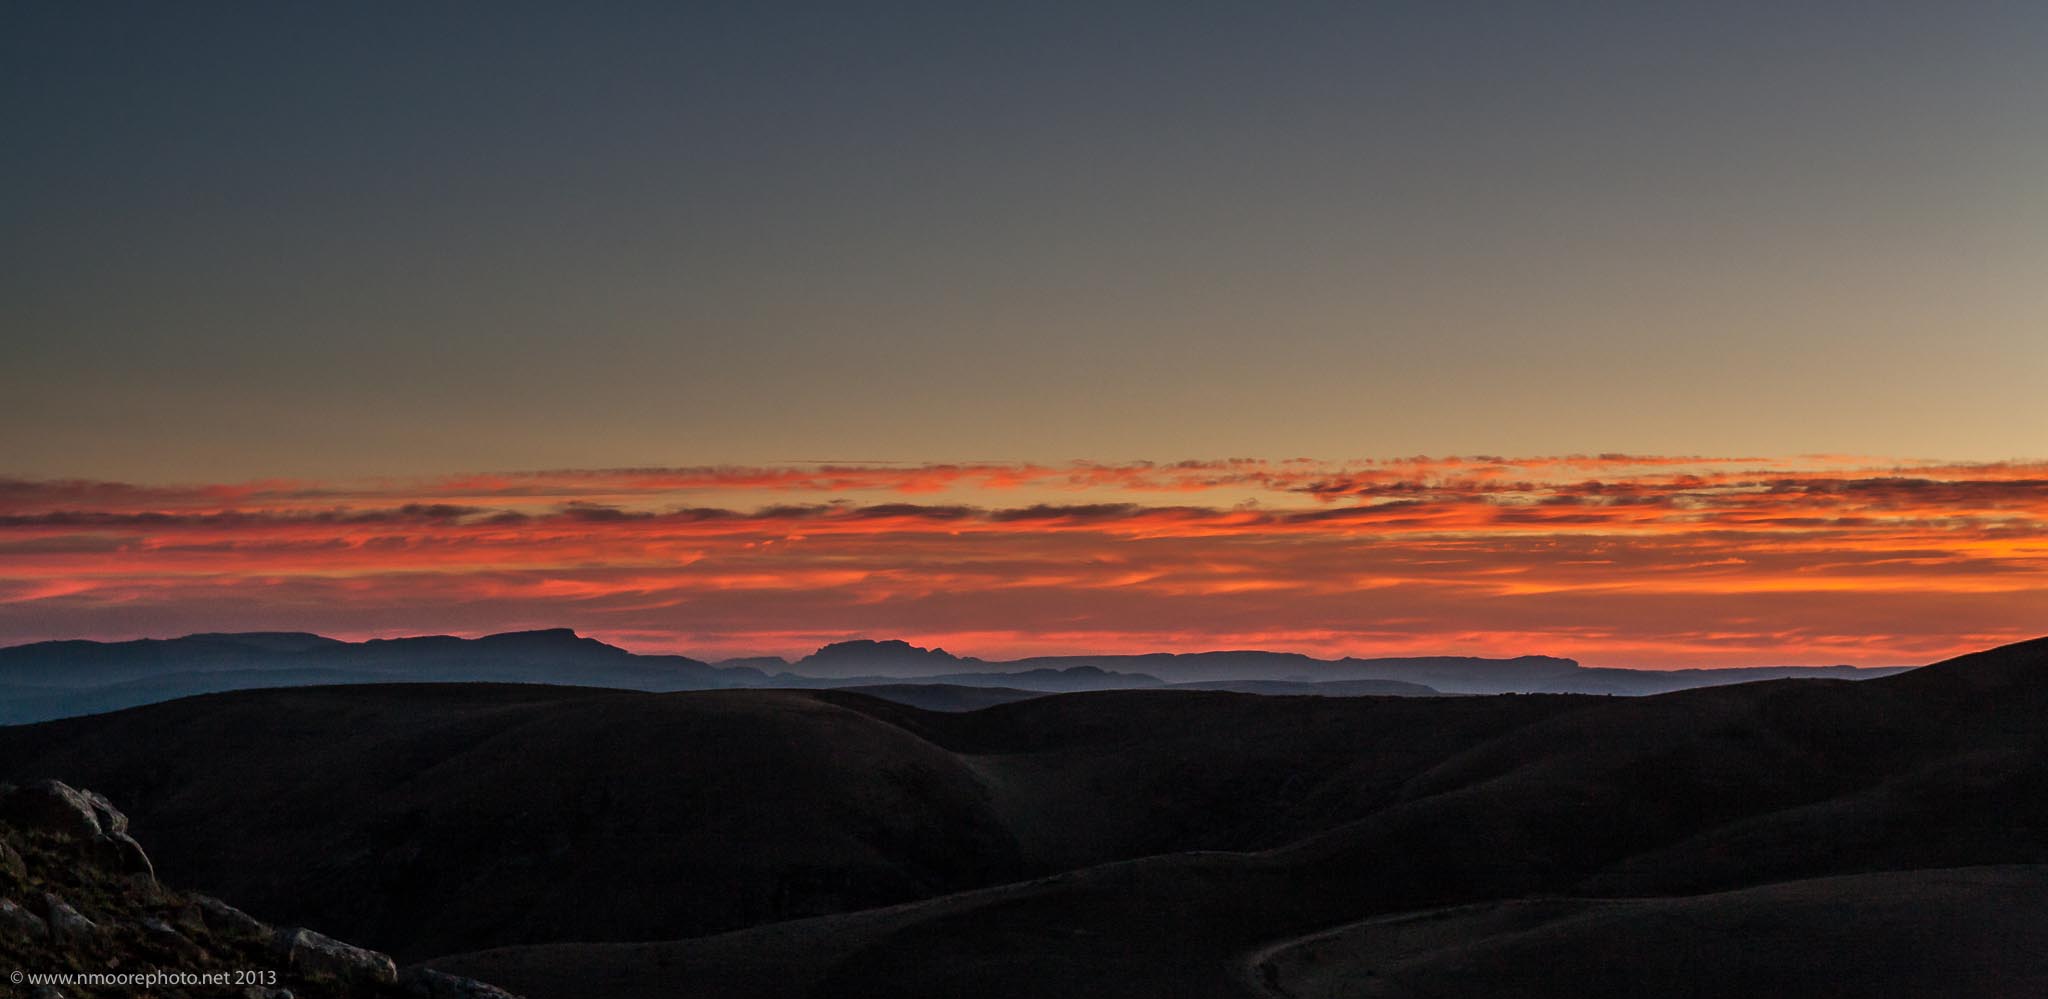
[{"x1": 2, "y1": 457, "x2": 2045, "y2": 667}]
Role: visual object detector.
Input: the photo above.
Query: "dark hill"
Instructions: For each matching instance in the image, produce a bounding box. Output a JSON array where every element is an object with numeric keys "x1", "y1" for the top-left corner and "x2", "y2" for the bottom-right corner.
[
  {"x1": 0, "y1": 631, "x2": 769, "y2": 725},
  {"x1": 6, "y1": 637, "x2": 2044, "y2": 997},
  {"x1": 923, "y1": 666, "x2": 1169, "y2": 691},
  {"x1": 0, "y1": 685, "x2": 1023, "y2": 960},
  {"x1": 425, "y1": 637, "x2": 2048, "y2": 999},
  {"x1": 744, "y1": 641, "x2": 1911, "y2": 690},
  {"x1": 1166, "y1": 677, "x2": 1437, "y2": 696},
  {"x1": 1880, "y1": 633, "x2": 2048, "y2": 695},
  {"x1": 831, "y1": 684, "x2": 1045, "y2": 712},
  {"x1": 1250, "y1": 866, "x2": 2048, "y2": 999},
  {"x1": 0, "y1": 685, "x2": 1578, "y2": 961},
  {"x1": 0, "y1": 778, "x2": 524, "y2": 998},
  {"x1": 0, "y1": 633, "x2": 352, "y2": 686}
]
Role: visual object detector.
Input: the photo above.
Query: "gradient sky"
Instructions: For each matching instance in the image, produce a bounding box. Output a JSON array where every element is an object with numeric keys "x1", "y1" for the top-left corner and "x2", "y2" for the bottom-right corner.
[{"x1": 5, "y1": 4, "x2": 2046, "y2": 665}]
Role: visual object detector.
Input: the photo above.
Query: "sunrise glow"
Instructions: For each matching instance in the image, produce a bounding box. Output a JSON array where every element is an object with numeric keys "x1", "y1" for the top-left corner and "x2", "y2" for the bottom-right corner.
[{"x1": 4, "y1": 455, "x2": 2043, "y2": 667}]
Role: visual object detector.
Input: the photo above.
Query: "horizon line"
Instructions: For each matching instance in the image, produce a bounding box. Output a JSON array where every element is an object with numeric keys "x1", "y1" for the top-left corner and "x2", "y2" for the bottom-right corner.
[{"x1": 0, "y1": 625, "x2": 1938, "y2": 673}]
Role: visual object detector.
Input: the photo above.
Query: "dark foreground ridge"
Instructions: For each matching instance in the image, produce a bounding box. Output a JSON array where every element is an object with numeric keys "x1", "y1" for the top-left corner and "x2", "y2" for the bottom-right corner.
[
  {"x1": 0, "y1": 779, "x2": 522, "y2": 999},
  {"x1": 0, "y1": 630, "x2": 1913, "y2": 724},
  {"x1": 2, "y1": 636, "x2": 2043, "y2": 997}
]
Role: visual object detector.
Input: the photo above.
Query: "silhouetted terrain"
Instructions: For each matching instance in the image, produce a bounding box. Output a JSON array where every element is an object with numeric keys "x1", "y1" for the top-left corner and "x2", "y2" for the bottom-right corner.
[
  {"x1": 827, "y1": 684, "x2": 1046, "y2": 712},
  {"x1": 0, "y1": 630, "x2": 766, "y2": 725},
  {"x1": 1249, "y1": 866, "x2": 2048, "y2": 998},
  {"x1": 0, "y1": 778, "x2": 525, "y2": 997},
  {"x1": 0, "y1": 631, "x2": 1912, "y2": 725},
  {"x1": 0, "y1": 637, "x2": 2044, "y2": 995},
  {"x1": 0, "y1": 685, "x2": 1580, "y2": 960},
  {"x1": 413, "y1": 638, "x2": 2048, "y2": 998}
]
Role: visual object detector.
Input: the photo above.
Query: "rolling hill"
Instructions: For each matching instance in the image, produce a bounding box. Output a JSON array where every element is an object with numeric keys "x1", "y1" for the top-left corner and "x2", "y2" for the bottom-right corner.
[
  {"x1": 1, "y1": 637, "x2": 2040, "y2": 996},
  {"x1": 0, "y1": 684, "x2": 1578, "y2": 960},
  {"x1": 425, "y1": 637, "x2": 2047, "y2": 998}
]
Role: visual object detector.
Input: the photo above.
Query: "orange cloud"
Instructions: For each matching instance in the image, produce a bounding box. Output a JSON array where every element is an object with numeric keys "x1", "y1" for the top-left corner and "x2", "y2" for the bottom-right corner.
[{"x1": 2, "y1": 457, "x2": 2044, "y2": 667}]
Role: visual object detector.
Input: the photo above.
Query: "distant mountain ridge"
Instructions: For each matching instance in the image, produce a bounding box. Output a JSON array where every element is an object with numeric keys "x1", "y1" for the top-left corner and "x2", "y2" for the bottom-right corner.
[
  {"x1": 0, "y1": 630, "x2": 1910, "y2": 725},
  {"x1": 738, "y1": 636, "x2": 1907, "y2": 693}
]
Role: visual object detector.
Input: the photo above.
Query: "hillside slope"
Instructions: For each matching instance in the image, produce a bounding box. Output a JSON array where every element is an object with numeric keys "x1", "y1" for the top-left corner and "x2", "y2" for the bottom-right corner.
[
  {"x1": 0, "y1": 685, "x2": 1578, "y2": 961},
  {"x1": 0, "y1": 779, "x2": 522, "y2": 999},
  {"x1": 5, "y1": 638, "x2": 2042, "y2": 996},
  {"x1": 430, "y1": 639, "x2": 2048, "y2": 998},
  {"x1": 1251, "y1": 866, "x2": 2048, "y2": 999}
]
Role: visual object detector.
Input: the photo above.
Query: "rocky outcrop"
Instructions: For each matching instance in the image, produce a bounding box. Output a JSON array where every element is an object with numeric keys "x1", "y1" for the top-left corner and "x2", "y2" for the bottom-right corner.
[
  {"x1": 0, "y1": 781, "x2": 523, "y2": 999},
  {"x1": 0, "y1": 780, "x2": 155, "y2": 881},
  {"x1": 141, "y1": 914, "x2": 208, "y2": 958},
  {"x1": 398, "y1": 968, "x2": 523, "y2": 999},
  {"x1": 43, "y1": 892, "x2": 99, "y2": 943},
  {"x1": 0, "y1": 896, "x2": 49, "y2": 938},
  {"x1": 275, "y1": 926, "x2": 400, "y2": 986},
  {"x1": 173, "y1": 898, "x2": 210, "y2": 935},
  {"x1": 195, "y1": 893, "x2": 273, "y2": 938}
]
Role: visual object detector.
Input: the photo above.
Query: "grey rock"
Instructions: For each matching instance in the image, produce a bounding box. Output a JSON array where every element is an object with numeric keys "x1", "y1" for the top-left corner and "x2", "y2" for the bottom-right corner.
[
  {"x1": 174, "y1": 899, "x2": 209, "y2": 935},
  {"x1": 120, "y1": 869, "x2": 160, "y2": 892},
  {"x1": 107, "y1": 832, "x2": 156, "y2": 882},
  {"x1": 43, "y1": 892, "x2": 98, "y2": 943},
  {"x1": 0, "y1": 780, "x2": 154, "y2": 882},
  {"x1": 0, "y1": 896, "x2": 50, "y2": 939},
  {"x1": 194, "y1": 894, "x2": 271, "y2": 939},
  {"x1": 0, "y1": 780, "x2": 104, "y2": 839},
  {"x1": 0, "y1": 837, "x2": 24, "y2": 879},
  {"x1": 79, "y1": 788, "x2": 128, "y2": 836},
  {"x1": 401, "y1": 967, "x2": 526, "y2": 999},
  {"x1": 31, "y1": 986, "x2": 67, "y2": 999},
  {"x1": 140, "y1": 914, "x2": 207, "y2": 957},
  {"x1": 275, "y1": 926, "x2": 398, "y2": 986}
]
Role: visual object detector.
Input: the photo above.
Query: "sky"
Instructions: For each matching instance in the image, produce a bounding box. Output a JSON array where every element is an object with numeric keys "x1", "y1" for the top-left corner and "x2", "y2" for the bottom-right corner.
[{"x1": 4, "y1": 3, "x2": 2046, "y2": 666}]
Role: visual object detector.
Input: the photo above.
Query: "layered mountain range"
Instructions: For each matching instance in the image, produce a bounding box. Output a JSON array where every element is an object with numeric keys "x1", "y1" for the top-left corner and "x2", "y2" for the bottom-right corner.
[{"x1": 0, "y1": 630, "x2": 1908, "y2": 725}]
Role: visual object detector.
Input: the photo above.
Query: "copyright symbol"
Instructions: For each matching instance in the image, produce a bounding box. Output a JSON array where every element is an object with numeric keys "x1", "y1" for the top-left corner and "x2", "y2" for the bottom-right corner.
[{"x1": 11, "y1": 970, "x2": 22, "y2": 984}]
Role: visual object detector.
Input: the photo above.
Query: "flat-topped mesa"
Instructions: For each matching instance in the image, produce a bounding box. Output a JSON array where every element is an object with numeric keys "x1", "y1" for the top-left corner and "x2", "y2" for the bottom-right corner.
[
  {"x1": 807, "y1": 638, "x2": 958, "y2": 661},
  {"x1": 476, "y1": 627, "x2": 588, "y2": 644},
  {"x1": 796, "y1": 639, "x2": 970, "y2": 677},
  {"x1": 179, "y1": 632, "x2": 345, "y2": 652},
  {"x1": 366, "y1": 628, "x2": 626, "y2": 656}
]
